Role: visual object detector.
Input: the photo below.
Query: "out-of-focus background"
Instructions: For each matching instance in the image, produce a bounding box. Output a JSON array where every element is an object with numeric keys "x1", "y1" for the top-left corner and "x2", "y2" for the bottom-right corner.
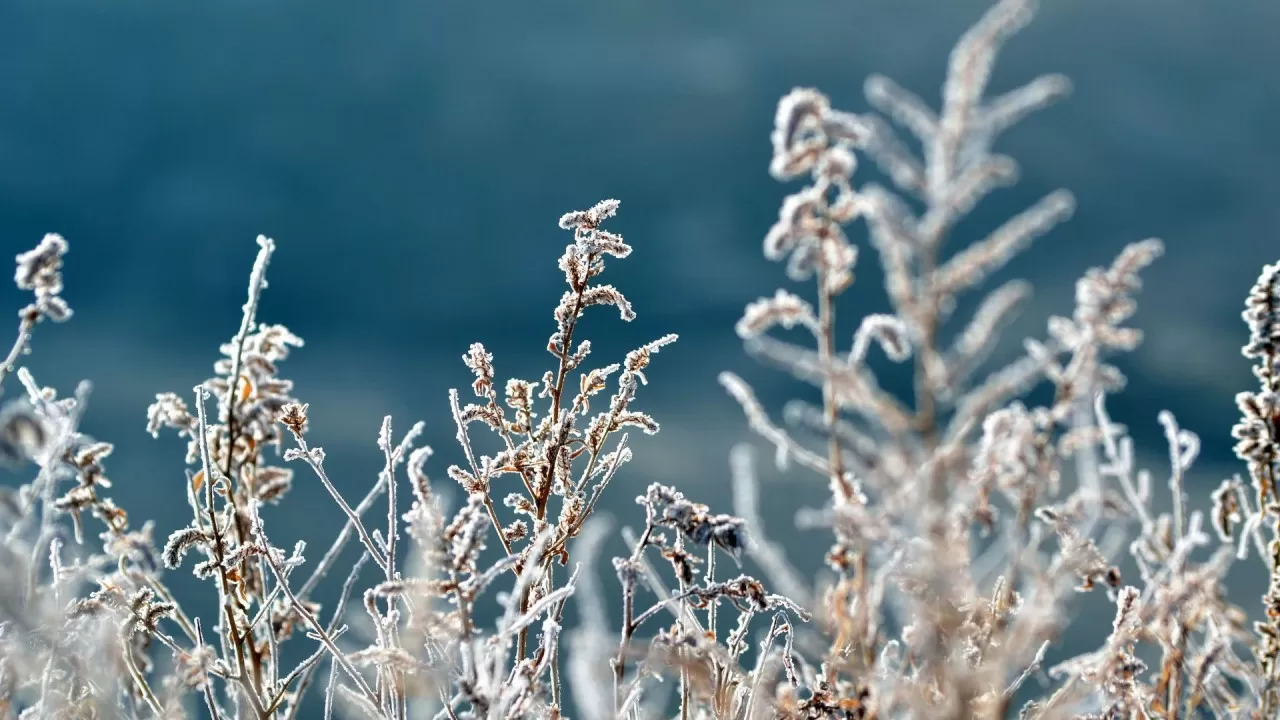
[{"x1": 0, "y1": 0, "x2": 1276, "y2": 700}]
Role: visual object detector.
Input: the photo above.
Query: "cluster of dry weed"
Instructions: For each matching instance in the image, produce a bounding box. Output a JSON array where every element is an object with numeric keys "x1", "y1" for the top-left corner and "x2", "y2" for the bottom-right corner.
[{"x1": 1, "y1": 1, "x2": 1277, "y2": 718}]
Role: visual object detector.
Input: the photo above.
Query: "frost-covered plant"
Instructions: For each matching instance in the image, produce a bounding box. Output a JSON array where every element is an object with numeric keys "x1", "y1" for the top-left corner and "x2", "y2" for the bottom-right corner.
[
  {"x1": 714, "y1": 1, "x2": 1267, "y2": 718},
  {"x1": 0, "y1": 1, "x2": 1277, "y2": 719},
  {"x1": 0, "y1": 199, "x2": 690, "y2": 719}
]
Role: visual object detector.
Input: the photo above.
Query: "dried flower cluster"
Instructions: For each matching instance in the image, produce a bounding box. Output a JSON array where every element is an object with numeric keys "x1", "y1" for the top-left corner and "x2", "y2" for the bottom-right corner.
[{"x1": 0, "y1": 0, "x2": 1274, "y2": 718}]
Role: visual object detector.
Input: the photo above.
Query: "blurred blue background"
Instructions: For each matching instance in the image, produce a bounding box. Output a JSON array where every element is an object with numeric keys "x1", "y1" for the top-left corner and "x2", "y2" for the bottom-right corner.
[{"x1": 0, "y1": 0, "x2": 1277, "y2": 704}]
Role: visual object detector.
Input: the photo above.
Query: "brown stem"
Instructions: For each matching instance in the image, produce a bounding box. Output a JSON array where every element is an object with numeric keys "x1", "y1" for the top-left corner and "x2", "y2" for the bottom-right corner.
[
  {"x1": 0, "y1": 314, "x2": 35, "y2": 389},
  {"x1": 613, "y1": 522, "x2": 655, "y2": 712},
  {"x1": 519, "y1": 253, "x2": 595, "y2": 660},
  {"x1": 816, "y1": 267, "x2": 851, "y2": 505},
  {"x1": 195, "y1": 389, "x2": 268, "y2": 718}
]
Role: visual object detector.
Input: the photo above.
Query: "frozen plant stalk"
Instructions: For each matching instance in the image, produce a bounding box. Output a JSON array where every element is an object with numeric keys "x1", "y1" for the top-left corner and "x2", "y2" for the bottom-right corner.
[{"x1": 720, "y1": 0, "x2": 1260, "y2": 718}]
